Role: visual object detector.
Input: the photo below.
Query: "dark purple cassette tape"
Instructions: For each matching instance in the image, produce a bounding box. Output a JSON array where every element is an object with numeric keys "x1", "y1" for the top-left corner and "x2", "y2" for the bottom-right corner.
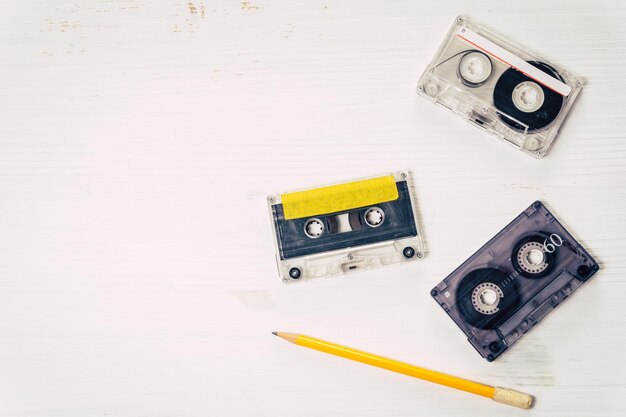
[{"x1": 431, "y1": 201, "x2": 599, "y2": 361}]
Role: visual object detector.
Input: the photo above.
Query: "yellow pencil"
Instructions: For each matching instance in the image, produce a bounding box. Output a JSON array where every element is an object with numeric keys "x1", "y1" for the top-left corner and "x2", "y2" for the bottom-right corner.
[{"x1": 273, "y1": 332, "x2": 532, "y2": 410}]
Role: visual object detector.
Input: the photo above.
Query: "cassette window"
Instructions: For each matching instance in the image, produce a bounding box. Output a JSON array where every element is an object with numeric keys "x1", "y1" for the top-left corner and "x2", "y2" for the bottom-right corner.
[
  {"x1": 431, "y1": 201, "x2": 599, "y2": 361},
  {"x1": 417, "y1": 16, "x2": 583, "y2": 158},
  {"x1": 268, "y1": 171, "x2": 424, "y2": 283}
]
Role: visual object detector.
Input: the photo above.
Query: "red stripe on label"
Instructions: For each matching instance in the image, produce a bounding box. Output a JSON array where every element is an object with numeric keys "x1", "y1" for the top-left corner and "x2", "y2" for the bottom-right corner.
[{"x1": 456, "y1": 34, "x2": 564, "y2": 96}]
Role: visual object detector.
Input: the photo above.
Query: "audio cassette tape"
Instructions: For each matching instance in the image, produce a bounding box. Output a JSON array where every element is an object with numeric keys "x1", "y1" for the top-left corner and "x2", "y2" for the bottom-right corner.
[
  {"x1": 417, "y1": 16, "x2": 583, "y2": 158},
  {"x1": 431, "y1": 201, "x2": 599, "y2": 361},
  {"x1": 268, "y1": 171, "x2": 424, "y2": 283}
]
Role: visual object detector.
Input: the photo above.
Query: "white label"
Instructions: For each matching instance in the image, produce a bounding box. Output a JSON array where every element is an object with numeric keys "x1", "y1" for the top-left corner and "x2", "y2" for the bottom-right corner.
[{"x1": 456, "y1": 28, "x2": 571, "y2": 96}]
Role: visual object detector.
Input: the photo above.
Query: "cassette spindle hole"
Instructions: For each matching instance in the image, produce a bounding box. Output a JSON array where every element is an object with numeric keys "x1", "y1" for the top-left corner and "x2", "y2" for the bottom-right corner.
[
  {"x1": 526, "y1": 248, "x2": 545, "y2": 265},
  {"x1": 512, "y1": 81, "x2": 545, "y2": 113},
  {"x1": 479, "y1": 288, "x2": 498, "y2": 306},
  {"x1": 304, "y1": 218, "x2": 324, "y2": 238},
  {"x1": 515, "y1": 241, "x2": 550, "y2": 275},
  {"x1": 458, "y1": 51, "x2": 492, "y2": 87},
  {"x1": 471, "y1": 282, "x2": 503, "y2": 315},
  {"x1": 364, "y1": 207, "x2": 385, "y2": 228}
]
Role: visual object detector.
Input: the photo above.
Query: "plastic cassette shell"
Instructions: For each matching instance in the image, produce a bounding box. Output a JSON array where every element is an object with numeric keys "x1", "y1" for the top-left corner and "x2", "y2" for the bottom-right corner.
[
  {"x1": 431, "y1": 201, "x2": 599, "y2": 361},
  {"x1": 417, "y1": 15, "x2": 583, "y2": 158},
  {"x1": 268, "y1": 171, "x2": 424, "y2": 283}
]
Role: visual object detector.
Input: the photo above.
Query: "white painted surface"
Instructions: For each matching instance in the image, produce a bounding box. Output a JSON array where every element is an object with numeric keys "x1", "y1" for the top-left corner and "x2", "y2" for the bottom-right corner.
[{"x1": 1, "y1": 1, "x2": 625, "y2": 416}]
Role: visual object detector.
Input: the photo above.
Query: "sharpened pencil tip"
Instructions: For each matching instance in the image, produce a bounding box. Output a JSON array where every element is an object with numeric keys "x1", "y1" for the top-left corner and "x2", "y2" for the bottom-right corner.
[{"x1": 272, "y1": 332, "x2": 277, "y2": 336}]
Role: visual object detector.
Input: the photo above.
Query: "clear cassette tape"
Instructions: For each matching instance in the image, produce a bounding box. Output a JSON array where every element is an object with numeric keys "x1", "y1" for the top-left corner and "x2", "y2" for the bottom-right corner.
[
  {"x1": 268, "y1": 171, "x2": 424, "y2": 283},
  {"x1": 417, "y1": 16, "x2": 583, "y2": 158},
  {"x1": 431, "y1": 201, "x2": 599, "y2": 361}
]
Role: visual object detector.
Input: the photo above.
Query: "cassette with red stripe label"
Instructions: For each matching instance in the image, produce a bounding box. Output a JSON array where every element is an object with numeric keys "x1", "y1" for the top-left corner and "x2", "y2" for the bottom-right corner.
[{"x1": 417, "y1": 16, "x2": 583, "y2": 158}]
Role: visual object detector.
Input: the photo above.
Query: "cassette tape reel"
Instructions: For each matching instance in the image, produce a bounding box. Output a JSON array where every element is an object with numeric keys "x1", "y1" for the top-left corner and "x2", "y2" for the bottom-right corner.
[
  {"x1": 417, "y1": 16, "x2": 583, "y2": 158},
  {"x1": 431, "y1": 201, "x2": 599, "y2": 361},
  {"x1": 268, "y1": 171, "x2": 424, "y2": 283}
]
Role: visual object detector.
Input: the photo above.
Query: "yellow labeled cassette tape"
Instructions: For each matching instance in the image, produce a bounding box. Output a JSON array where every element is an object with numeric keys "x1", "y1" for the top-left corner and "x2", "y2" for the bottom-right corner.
[{"x1": 267, "y1": 171, "x2": 425, "y2": 283}]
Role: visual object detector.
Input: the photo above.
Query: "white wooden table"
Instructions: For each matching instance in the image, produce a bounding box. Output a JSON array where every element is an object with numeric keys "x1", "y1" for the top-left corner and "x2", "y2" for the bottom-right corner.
[{"x1": 2, "y1": 1, "x2": 625, "y2": 416}]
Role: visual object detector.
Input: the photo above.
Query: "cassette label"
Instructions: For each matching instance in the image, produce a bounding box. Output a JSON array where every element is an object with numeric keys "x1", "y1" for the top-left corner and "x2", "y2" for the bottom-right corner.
[
  {"x1": 281, "y1": 175, "x2": 399, "y2": 220},
  {"x1": 417, "y1": 16, "x2": 583, "y2": 158},
  {"x1": 268, "y1": 171, "x2": 424, "y2": 283},
  {"x1": 431, "y1": 201, "x2": 599, "y2": 361},
  {"x1": 456, "y1": 27, "x2": 572, "y2": 96}
]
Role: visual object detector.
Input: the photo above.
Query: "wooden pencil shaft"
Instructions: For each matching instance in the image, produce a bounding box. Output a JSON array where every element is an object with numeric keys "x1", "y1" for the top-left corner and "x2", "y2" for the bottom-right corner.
[
  {"x1": 278, "y1": 333, "x2": 494, "y2": 398},
  {"x1": 274, "y1": 333, "x2": 533, "y2": 409}
]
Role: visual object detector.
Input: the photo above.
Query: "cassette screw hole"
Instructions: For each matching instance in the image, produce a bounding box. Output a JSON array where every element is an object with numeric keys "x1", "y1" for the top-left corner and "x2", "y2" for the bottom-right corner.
[
  {"x1": 402, "y1": 247, "x2": 415, "y2": 259},
  {"x1": 416, "y1": 251, "x2": 424, "y2": 259},
  {"x1": 288, "y1": 267, "x2": 302, "y2": 279},
  {"x1": 488, "y1": 341, "x2": 500, "y2": 352},
  {"x1": 430, "y1": 289, "x2": 438, "y2": 296},
  {"x1": 577, "y1": 265, "x2": 591, "y2": 278},
  {"x1": 486, "y1": 354, "x2": 495, "y2": 362}
]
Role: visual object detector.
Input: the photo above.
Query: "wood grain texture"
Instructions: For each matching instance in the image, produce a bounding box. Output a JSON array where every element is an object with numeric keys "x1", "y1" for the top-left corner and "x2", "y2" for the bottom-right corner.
[{"x1": 1, "y1": 1, "x2": 625, "y2": 416}]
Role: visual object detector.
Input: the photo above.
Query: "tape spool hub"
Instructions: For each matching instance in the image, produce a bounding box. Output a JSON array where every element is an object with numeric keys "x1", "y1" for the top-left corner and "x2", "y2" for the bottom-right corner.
[
  {"x1": 512, "y1": 233, "x2": 556, "y2": 278},
  {"x1": 458, "y1": 51, "x2": 492, "y2": 87},
  {"x1": 517, "y1": 242, "x2": 548, "y2": 274},
  {"x1": 456, "y1": 268, "x2": 520, "y2": 330},
  {"x1": 471, "y1": 282, "x2": 504, "y2": 315},
  {"x1": 512, "y1": 81, "x2": 545, "y2": 113},
  {"x1": 364, "y1": 207, "x2": 385, "y2": 228},
  {"x1": 304, "y1": 218, "x2": 324, "y2": 239}
]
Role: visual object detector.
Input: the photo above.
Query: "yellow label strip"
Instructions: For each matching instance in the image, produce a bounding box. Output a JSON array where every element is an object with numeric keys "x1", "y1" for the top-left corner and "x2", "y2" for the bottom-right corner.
[{"x1": 281, "y1": 175, "x2": 399, "y2": 220}]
